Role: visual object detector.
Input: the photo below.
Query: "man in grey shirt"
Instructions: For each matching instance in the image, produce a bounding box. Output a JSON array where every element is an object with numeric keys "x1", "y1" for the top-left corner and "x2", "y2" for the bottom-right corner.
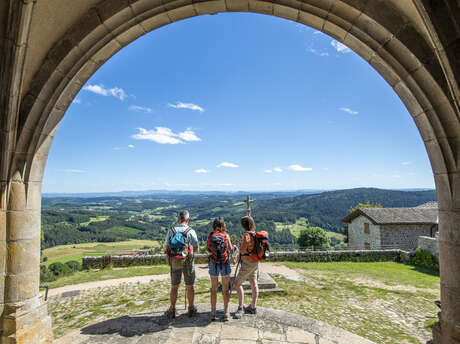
[{"x1": 164, "y1": 210, "x2": 199, "y2": 318}]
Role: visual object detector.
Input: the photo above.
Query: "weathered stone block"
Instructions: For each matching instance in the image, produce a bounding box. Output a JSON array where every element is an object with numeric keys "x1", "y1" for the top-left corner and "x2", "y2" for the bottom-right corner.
[
  {"x1": 393, "y1": 80, "x2": 424, "y2": 117},
  {"x1": 6, "y1": 210, "x2": 40, "y2": 241},
  {"x1": 116, "y1": 24, "x2": 146, "y2": 47},
  {"x1": 323, "y1": 20, "x2": 347, "y2": 41},
  {"x1": 226, "y1": 0, "x2": 249, "y2": 12},
  {"x1": 140, "y1": 13, "x2": 171, "y2": 33},
  {"x1": 220, "y1": 325, "x2": 259, "y2": 341},
  {"x1": 248, "y1": 0, "x2": 273, "y2": 15},
  {"x1": 130, "y1": 0, "x2": 164, "y2": 16},
  {"x1": 414, "y1": 112, "x2": 436, "y2": 142},
  {"x1": 7, "y1": 238, "x2": 40, "y2": 274},
  {"x1": 342, "y1": 33, "x2": 374, "y2": 61},
  {"x1": 368, "y1": 53, "x2": 401, "y2": 87},
  {"x1": 167, "y1": 5, "x2": 197, "y2": 22},
  {"x1": 297, "y1": 11, "x2": 324, "y2": 32},
  {"x1": 273, "y1": 4, "x2": 299, "y2": 22},
  {"x1": 286, "y1": 327, "x2": 316, "y2": 343}
]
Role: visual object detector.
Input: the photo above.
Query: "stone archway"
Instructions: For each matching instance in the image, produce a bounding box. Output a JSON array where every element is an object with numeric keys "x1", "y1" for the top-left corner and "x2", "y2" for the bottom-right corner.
[{"x1": 0, "y1": 1, "x2": 458, "y2": 343}]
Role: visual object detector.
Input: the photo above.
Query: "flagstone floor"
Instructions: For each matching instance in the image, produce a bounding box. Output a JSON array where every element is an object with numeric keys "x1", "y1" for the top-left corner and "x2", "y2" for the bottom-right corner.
[{"x1": 54, "y1": 303, "x2": 375, "y2": 344}]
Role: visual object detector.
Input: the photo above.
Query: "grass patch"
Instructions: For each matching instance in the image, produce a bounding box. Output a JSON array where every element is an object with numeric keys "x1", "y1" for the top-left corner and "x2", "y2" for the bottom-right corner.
[
  {"x1": 42, "y1": 240, "x2": 160, "y2": 265},
  {"x1": 280, "y1": 261, "x2": 440, "y2": 289},
  {"x1": 79, "y1": 216, "x2": 109, "y2": 227},
  {"x1": 47, "y1": 265, "x2": 170, "y2": 289}
]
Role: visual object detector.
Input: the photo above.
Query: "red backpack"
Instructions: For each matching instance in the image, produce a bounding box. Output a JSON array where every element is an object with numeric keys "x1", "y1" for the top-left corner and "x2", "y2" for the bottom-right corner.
[
  {"x1": 244, "y1": 231, "x2": 270, "y2": 262},
  {"x1": 207, "y1": 231, "x2": 229, "y2": 264}
]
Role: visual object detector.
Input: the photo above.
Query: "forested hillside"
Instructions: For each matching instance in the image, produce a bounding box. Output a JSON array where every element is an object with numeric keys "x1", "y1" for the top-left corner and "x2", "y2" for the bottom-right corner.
[{"x1": 41, "y1": 188, "x2": 436, "y2": 249}]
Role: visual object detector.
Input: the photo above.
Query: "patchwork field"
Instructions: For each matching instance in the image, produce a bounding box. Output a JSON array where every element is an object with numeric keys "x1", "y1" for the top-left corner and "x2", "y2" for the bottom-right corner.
[
  {"x1": 49, "y1": 261, "x2": 439, "y2": 343},
  {"x1": 42, "y1": 240, "x2": 160, "y2": 266}
]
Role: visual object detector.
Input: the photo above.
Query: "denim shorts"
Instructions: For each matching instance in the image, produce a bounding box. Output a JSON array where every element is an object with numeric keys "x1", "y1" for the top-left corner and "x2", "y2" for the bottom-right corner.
[{"x1": 208, "y1": 260, "x2": 231, "y2": 277}]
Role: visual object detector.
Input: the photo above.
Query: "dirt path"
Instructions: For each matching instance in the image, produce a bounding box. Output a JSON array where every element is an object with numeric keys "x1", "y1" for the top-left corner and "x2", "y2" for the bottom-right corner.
[{"x1": 48, "y1": 263, "x2": 302, "y2": 297}]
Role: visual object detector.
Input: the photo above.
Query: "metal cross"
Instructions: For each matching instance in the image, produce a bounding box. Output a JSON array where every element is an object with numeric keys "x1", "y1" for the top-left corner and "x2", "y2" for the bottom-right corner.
[{"x1": 243, "y1": 195, "x2": 254, "y2": 216}]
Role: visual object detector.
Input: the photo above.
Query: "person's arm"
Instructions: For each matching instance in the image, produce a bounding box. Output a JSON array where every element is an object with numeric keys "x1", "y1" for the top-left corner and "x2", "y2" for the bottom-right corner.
[
  {"x1": 164, "y1": 229, "x2": 171, "y2": 254},
  {"x1": 190, "y1": 229, "x2": 199, "y2": 253},
  {"x1": 227, "y1": 235, "x2": 233, "y2": 254},
  {"x1": 240, "y1": 233, "x2": 248, "y2": 254}
]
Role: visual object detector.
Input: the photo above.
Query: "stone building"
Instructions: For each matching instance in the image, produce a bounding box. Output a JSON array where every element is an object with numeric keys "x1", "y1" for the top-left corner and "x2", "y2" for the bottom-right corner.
[{"x1": 342, "y1": 205, "x2": 438, "y2": 251}]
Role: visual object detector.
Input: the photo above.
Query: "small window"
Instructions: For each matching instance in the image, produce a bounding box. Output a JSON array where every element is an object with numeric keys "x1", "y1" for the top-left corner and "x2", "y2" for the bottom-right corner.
[
  {"x1": 364, "y1": 223, "x2": 370, "y2": 234},
  {"x1": 365, "y1": 242, "x2": 371, "y2": 250}
]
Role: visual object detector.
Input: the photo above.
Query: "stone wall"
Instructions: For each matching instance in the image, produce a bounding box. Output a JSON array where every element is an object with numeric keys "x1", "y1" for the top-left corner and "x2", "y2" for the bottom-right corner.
[
  {"x1": 347, "y1": 215, "x2": 381, "y2": 250},
  {"x1": 380, "y1": 224, "x2": 433, "y2": 251},
  {"x1": 418, "y1": 236, "x2": 439, "y2": 260},
  {"x1": 82, "y1": 250, "x2": 404, "y2": 269}
]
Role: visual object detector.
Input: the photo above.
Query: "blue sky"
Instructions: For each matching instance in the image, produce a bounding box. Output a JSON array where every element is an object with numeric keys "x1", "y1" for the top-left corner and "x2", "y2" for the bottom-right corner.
[{"x1": 43, "y1": 13, "x2": 434, "y2": 193}]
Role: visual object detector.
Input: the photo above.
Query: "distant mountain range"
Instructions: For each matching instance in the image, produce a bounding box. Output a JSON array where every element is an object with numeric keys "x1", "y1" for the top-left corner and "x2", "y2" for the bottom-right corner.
[{"x1": 42, "y1": 188, "x2": 434, "y2": 198}]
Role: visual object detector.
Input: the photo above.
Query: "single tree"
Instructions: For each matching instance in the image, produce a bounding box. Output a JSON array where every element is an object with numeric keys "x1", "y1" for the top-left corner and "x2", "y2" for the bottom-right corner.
[{"x1": 297, "y1": 226, "x2": 331, "y2": 250}]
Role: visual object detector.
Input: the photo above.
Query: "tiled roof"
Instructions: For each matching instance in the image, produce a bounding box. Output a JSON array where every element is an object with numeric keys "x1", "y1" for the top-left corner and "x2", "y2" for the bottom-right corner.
[
  {"x1": 416, "y1": 201, "x2": 438, "y2": 208},
  {"x1": 342, "y1": 206, "x2": 438, "y2": 224}
]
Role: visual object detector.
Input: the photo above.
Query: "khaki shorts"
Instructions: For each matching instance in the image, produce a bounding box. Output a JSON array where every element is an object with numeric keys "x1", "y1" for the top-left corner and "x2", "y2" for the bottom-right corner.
[
  {"x1": 235, "y1": 259, "x2": 259, "y2": 284},
  {"x1": 170, "y1": 259, "x2": 195, "y2": 286}
]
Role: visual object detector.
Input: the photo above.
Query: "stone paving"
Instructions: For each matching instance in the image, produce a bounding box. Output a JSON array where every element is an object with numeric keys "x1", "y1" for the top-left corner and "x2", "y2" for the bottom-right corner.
[{"x1": 54, "y1": 303, "x2": 375, "y2": 344}]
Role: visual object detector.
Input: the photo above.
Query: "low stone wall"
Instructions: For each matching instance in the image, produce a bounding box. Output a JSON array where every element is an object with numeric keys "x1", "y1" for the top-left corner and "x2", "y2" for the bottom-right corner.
[
  {"x1": 82, "y1": 250, "x2": 404, "y2": 269},
  {"x1": 418, "y1": 236, "x2": 439, "y2": 260}
]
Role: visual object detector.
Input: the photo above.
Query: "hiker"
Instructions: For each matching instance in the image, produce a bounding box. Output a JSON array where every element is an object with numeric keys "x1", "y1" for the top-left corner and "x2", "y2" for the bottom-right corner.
[
  {"x1": 206, "y1": 217, "x2": 234, "y2": 321},
  {"x1": 232, "y1": 216, "x2": 260, "y2": 319},
  {"x1": 164, "y1": 210, "x2": 199, "y2": 319}
]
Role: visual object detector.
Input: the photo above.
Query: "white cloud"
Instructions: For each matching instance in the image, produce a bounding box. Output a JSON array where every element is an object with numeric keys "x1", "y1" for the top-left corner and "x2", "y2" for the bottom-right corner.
[
  {"x1": 168, "y1": 102, "x2": 204, "y2": 112},
  {"x1": 264, "y1": 170, "x2": 273, "y2": 173},
  {"x1": 307, "y1": 48, "x2": 329, "y2": 57},
  {"x1": 131, "y1": 127, "x2": 201, "y2": 144},
  {"x1": 401, "y1": 161, "x2": 412, "y2": 165},
  {"x1": 72, "y1": 98, "x2": 81, "y2": 104},
  {"x1": 340, "y1": 107, "x2": 358, "y2": 115},
  {"x1": 129, "y1": 105, "x2": 152, "y2": 113},
  {"x1": 313, "y1": 30, "x2": 322, "y2": 35},
  {"x1": 391, "y1": 174, "x2": 402, "y2": 178},
  {"x1": 331, "y1": 40, "x2": 352, "y2": 53},
  {"x1": 178, "y1": 129, "x2": 201, "y2": 142},
  {"x1": 83, "y1": 84, "x2": 127, "y2": 100},
  {"x1": 273, "y1": 167, "x2": 283, "y2": 172},
  {"x1": 289, "y1": 164, "x2": 312, "y2": 172},
  {"x1": 217, "y1": 162, "x2": 239, "y2": 168},
  {"x1": 195, "y1": 169, "x2": 209, "y2": 173},
  {"x1": 127, "y1": 144, "x2": 135, "y2": 148}
]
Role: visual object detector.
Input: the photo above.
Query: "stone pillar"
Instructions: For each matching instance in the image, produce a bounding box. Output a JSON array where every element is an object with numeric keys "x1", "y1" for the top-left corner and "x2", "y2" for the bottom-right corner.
[
  {"x1": 1, "y1": 172, "x2": 52, "y2": 344},
  {"x1": 436, "y1": 203, "x2": 460, "y2": 343}
]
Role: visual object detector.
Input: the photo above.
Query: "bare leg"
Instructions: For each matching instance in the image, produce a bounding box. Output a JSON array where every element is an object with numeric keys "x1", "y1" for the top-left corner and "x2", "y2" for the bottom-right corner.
[
  {"x1": 186, "y1": 285, "x2": 195, "y2": 308},
  {"x1": 235, "y1": 282, "x2": 244, "y2": 308},
  {"x1": 170, "y1": 284, "x2": 179, "y2": 310},
  {"x1": 210, "y1": 277, "x2": 218, "y2": 313},
  {"x1": 249, "y1": 279, "x2": 259, "y2": 306},
  {"x1": 221, "y1": 275, "x2": 230, "y2": 312}
]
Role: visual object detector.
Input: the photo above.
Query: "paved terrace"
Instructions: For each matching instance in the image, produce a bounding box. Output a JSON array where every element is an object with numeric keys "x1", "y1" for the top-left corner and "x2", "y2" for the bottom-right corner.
[{"x1": 54, "y1": 303, "x2": 375, "y2": 344}]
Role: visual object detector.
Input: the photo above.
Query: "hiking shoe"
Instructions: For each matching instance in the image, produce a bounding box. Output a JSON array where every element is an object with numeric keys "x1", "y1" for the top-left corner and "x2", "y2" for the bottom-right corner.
[
  {"x1": 222, "y1": 310, "x2": 230, "y2": 322},
  {"x1": 188, "y1": 306, "x2": 198, "y2": 317},
  {"x1": 164, "y1": 307, "x2": 175, "y2": 320},
  {"x1": 244, "y1": 305, "x2": 257, "y2": 314},
  {"x1": 210, "y1": 311, "x2": 216, "y2": 321},
  {"x1": 233, "y1": 306, "x2": 244, "y2": 319}
]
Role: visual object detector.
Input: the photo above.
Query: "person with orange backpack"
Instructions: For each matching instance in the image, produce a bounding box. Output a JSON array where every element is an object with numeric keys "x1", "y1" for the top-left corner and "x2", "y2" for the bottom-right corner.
[
  {"x1": 232, "y1": 216, "x2": 269, "y2": 319},
  {"x1": 206, "y1": 217, "x2": 234, "y2": 321}
]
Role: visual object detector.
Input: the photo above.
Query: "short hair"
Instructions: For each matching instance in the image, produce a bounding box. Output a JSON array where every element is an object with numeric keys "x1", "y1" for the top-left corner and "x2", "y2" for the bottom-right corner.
[
  {"x1": 178, "y1": 210, "x2": 190, "y2": 222},
  {"x1": 212, "y1": 217, "x2": 226, "y2": 232},
  {"x1": 240, "y1": 216, "x2": 255, "y2": 231}
]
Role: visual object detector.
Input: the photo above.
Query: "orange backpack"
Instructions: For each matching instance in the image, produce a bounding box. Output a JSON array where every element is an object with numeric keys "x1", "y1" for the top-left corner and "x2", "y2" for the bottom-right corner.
[{"x1": 243, "y1": 231, "x2": 270, "y2": 262}]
